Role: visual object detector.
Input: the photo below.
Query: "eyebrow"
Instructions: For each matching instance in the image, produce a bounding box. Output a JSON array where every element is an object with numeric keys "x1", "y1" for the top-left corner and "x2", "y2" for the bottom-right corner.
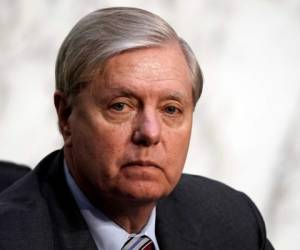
[
  {"x1": 102, "y1": 87, "x2": 139, "y2": 99},
  {"x1": 164, "y1": 92, "x2": 186, "y2": 102}
]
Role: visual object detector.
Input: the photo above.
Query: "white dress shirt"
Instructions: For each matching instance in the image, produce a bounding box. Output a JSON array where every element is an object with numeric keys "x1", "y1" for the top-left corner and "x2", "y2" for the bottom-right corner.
[{"x1": 64, "y1": 162, "x2": 160, "y2": 250}]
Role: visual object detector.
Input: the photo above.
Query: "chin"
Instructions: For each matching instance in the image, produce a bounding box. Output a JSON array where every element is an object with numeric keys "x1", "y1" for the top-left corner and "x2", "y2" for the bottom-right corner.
[{"x1": 119, "y1": 181, "x2": 171, "y2": 204}]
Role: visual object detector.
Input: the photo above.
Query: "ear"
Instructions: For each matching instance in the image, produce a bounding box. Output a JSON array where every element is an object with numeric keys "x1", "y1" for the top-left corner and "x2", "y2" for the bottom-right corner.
[{"x1": 54, "y1": 91, "x2": 73, "y2": 147}]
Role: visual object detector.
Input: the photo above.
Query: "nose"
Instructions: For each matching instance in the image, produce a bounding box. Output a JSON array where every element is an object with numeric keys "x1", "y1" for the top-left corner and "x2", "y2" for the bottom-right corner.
[{"x1": 132, "y1": 109, "x2": 161, "y2": 147}]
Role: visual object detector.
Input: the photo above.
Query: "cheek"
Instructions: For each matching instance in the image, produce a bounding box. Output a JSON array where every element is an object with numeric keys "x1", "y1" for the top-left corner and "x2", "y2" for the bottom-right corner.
[
  {"x1": 71, "y1": 130, "x2": 129, "y2": 192},
  {"x1": 70, "y1": 119, "x2": 129, "y2": 173},
  {"x1": 163, "y1": 125, "x2": 192, "y2": 180},
  {"x1": 72, "y1": 112, "x2": 131, "y2": 152}
]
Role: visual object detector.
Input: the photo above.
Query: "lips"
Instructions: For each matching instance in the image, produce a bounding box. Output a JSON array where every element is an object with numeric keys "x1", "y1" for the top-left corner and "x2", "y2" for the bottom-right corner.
[{"x1": 123, "y1": 160, "x2": 160, "y2": 169}]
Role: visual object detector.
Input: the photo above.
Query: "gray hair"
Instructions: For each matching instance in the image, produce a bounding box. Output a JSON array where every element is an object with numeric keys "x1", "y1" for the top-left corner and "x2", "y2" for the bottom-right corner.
[{"x1": 55, "y1": 7, "x2": 203, "y2": 105}]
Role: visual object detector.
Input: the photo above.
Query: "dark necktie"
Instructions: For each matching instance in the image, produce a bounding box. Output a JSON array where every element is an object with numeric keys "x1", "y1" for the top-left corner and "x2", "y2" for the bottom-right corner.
[{"x1": 121, "y1": 235, "x2": 155, "y2": 250}]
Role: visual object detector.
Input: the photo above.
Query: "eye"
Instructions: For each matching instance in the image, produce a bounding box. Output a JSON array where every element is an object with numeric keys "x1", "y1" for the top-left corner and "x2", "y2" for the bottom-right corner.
[
  {"x1": 164, "y1": 105, "x2": 181, "y2": 115},
  {"x1": 110, "y1": 102, "x2": 126, "y2": 111}
]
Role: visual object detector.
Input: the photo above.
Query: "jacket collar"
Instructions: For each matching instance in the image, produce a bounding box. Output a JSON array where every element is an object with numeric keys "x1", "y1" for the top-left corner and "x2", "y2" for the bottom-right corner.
[
  {"x1": 156, "y1": 182, "x2": 208, "y2": 250},
  {"x1": 36, "y1": 150, "x2": 97, "y2": 250}
]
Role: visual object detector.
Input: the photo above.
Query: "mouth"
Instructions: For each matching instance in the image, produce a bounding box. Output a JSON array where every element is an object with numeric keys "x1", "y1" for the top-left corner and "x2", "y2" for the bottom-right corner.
[{"x1": 122, "y1": 160, "x2": 161, "y2": 169}]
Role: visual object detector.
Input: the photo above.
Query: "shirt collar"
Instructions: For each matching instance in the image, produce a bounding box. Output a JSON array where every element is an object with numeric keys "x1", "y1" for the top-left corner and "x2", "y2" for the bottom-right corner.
[{"x1": 64, "y1": 161, "x2": 159, "y2": 250}]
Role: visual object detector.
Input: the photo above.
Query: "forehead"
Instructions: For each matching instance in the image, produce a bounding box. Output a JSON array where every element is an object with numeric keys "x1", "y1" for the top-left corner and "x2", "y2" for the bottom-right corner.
[
  {"x1": 105, "y1": 43, "x2": 190, "y2": 80},
  {"x1": 89, "y1": 43, "x2": 193, "y2": 101}
]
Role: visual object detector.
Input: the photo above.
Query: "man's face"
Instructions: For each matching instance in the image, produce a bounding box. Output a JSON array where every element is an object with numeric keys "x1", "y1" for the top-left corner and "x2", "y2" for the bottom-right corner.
[{"x1": 62, "y1": 43, "x2": 194, "y2": 205}]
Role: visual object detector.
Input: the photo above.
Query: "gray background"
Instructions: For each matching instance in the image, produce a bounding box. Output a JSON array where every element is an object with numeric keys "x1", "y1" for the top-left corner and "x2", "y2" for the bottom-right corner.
[{"x1": 1, "y1": 0, "x2": 300, "y2": 249}]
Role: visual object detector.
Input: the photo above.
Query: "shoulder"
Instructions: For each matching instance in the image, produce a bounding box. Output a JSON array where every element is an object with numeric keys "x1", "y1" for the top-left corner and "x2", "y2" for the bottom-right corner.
[
  {"x1": 159, "y1": 173, "x2": 258, "y2": 219},
  {"x1": 170, "y1": 174, "x2": 264, "y2": 226},
  {"x1": 0, "y1": 173, "x2": 53, "y2": 248},
  {"x1": 0, "y1": 151, "x2": 61, "y2": 249},
  {"x1": 0, "y1": 150, "x2": 61, "y2": 206},
  {"x1": 174, "y1": 174, "x2": 250, "y2": 206},
  {"x1": 157, "y1": 174, "x2": 273, "y2": 249}
]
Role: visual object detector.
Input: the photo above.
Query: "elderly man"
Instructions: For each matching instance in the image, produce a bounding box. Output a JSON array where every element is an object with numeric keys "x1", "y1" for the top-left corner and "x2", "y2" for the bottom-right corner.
[{"x1": 0, "y1": 7, "x2": 273, "y2": 250}]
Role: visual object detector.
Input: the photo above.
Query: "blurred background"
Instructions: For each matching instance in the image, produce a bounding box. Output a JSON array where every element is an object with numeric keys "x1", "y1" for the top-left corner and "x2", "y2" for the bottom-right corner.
[{"x1": 1, "y1": 0, "x2": 299, "y2": 248}]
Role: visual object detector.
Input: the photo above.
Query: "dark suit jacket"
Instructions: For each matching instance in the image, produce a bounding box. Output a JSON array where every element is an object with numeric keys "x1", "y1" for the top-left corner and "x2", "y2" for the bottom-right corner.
[
  {"x1": 0, "y1": 150, "x2": 274, "y2": 250},
  {"x1": 0, "y1": 161, "x2": 31, "y2": 193}
]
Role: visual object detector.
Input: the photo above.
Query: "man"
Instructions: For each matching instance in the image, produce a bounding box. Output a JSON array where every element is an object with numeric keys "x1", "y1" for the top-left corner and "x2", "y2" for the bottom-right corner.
[{"x1": 0, "y1": 7, "x2": 274, "y2": 250}]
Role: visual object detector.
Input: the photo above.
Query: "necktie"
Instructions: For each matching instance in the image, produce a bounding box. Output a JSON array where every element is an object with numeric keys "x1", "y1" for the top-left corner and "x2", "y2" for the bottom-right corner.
[{"x1": 121, "y1": 235, "x2": 155, "y2": 250}]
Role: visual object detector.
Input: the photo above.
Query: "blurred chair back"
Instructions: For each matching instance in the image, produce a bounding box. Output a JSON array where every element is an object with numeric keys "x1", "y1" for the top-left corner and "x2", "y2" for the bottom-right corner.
[{"x1": 0, "y1": 161, "x2": 31, "y2": 193}]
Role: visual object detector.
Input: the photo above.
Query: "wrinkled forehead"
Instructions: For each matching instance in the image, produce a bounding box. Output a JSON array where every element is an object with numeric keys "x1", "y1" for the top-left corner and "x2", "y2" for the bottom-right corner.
[{"x1": 89, "y1": 43, "x2": 193, "y2": 94}]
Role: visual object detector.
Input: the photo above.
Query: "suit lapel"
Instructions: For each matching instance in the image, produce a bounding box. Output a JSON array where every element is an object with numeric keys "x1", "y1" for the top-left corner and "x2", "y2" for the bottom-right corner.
[
  {"x1": 156, "y1": 206, "x2": 199, "y2": 250},
  {"x1": 37, "y1": 150, "x2": 97, "y2": 250},
  {"x1": 155, "y1": 179, "x2": 212, "y2": 250}
]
